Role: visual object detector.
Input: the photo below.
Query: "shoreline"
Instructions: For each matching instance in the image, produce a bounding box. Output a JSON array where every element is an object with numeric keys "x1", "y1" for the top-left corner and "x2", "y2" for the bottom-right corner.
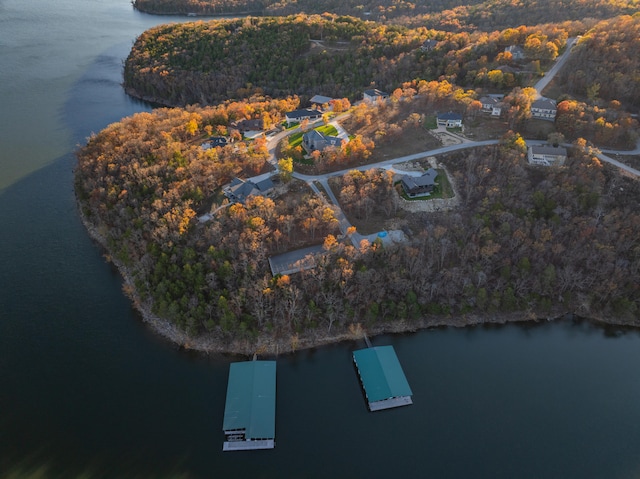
[
  {"x1": 75, "y1": 189, "x2": 633, "y2": 358},
  {"x1": 131, "y1": 5, "x2": 264, "y2": 18},
  {"x1": 123, "y1": 86, "x2": 178, "y2": 108}
]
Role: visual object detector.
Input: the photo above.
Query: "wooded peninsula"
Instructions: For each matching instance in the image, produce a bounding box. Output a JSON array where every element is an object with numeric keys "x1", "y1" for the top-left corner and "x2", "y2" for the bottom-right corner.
[{"x1": 76, "y1": 6, "x2": 640, "y2": 354}]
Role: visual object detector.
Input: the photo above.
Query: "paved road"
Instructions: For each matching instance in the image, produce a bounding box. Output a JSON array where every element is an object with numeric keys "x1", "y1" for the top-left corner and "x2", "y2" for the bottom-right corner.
[
  {"x1": 596, "y1": 152, "x2": 640, "y2": 176},
  {"x1": 533, "y1": 37, "x2": 579, "y2": 98},
  {"x1": 243, "y1": 71, "x2": 640, "y2": 247},
  {"x1": 292, "y1": 140, "x2": 500, "y2": 183}
]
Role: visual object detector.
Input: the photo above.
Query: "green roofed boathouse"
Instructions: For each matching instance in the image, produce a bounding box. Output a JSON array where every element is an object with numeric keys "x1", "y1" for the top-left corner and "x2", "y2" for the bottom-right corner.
[
  {"x1": 353, "y1": 345, "x2": 413, "y2": 411},
  {"x1": 222, "y1": 360, "x2": 276, "y2": 451}
]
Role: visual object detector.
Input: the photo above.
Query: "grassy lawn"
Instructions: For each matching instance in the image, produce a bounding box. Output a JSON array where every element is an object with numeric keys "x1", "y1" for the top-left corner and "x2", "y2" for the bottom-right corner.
[
  {"x1": 315, "y1": 124, "x2": 338, "y2": 136},
  {"x1": 424, "y1": 115, "x2": 438, "y2": 129},
  {"x1": 288, "y1": 131, "x2": 303, "y2": 147},
  {"x1": 288, "y1": 124, "x2": 338, "y2": 148}
]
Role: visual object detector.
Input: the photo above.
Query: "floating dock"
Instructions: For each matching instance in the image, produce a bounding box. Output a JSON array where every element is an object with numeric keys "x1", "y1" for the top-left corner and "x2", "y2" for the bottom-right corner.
[
  {"x1": 222, "y1": 360, "x2": 276, "y2": 451},
  {"x1": 353, "y1": 345, "x2": 413, "y2": 411}
]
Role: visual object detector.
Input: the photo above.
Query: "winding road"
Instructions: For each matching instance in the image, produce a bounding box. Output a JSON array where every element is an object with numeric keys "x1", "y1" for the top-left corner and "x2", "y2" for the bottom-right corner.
[{"x1": 247, "y1": 37, "x2": 640, "y2": 247}]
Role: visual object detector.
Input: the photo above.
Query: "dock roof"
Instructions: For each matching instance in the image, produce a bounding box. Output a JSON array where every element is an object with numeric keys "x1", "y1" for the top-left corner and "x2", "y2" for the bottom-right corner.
[
  {"x1": 223, "y1": 361, "x2": 276, "y2": 440},
  {"x1": 353, "y1": 346, "x2": 412, "y2": 403}
]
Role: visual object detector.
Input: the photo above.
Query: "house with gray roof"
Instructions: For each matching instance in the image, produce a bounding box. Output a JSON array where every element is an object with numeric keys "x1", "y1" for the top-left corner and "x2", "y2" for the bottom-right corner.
[
  {"x1": 231, "y1": 119, "x2": 264, "y2": 132},
  {"x1": 284, "y1": 108, "x2": 323, "y2": 126},
  {"x1": 531, "y1": 98, "x2": 557, "y2": 121},
  {"x1": 201, "y1": 136, "x2": 228, "y2": 150},
  {"x1": 527, "y1": 145, "x2": 567, "y2": 166},
  {"x1": 363, "y1": 89, "x2": 389, "y2": 103},
  {"x1": 479, "y1": 96, "x2": 503, "y2": 116},
  {"x1": 224, "y1": 177, "x2": 274, "y2": 204},
  {"x1": 437, "y1": 111, "x2": 463, "y2": 127},
  {"x1": 401, "y1": 168, "x2": 438, "y2": 197},
  {"x1": 309, "y1": 95, "x2": 334, "y2": 110},
  {"x1": 302, "y1": 129, "x2": 343, "y2": 153}
]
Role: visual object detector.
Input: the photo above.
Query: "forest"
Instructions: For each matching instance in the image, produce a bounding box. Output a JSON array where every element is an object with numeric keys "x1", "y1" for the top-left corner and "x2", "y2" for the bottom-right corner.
[
  {"x1": 78, "y1": 3, "x2": 640, "y2": 348},
  {"x1": 553, "y1": 15, "x2": 640, "y2": 110},
  {"x1": 124, "y1": 14, "x2": 575, "y2": 107},
  {"x1": 132, "y1": 0, "x2": 638, "y2": 32},
  {"x1": 76, "y1": 94, "x2": 640, "y2": 345}
]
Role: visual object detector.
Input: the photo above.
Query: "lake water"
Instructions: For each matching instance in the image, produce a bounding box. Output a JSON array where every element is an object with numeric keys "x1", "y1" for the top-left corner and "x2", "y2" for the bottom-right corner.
[{"x1": 1, "y1": 1, "x2": 640, "y2": 477}]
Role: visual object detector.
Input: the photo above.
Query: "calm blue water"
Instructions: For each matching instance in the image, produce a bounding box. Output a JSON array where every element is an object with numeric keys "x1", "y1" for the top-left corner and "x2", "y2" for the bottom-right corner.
[{"x1": 1, "y1": 1, "x2": 640, "y2": 477}]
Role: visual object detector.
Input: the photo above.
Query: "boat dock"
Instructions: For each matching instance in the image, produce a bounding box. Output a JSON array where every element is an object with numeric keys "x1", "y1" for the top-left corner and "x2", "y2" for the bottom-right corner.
[
  {"x1": 222, "y1": 360, "x2": 276, "y2": 451},
  {"x1": 353, "y1": 345, "x2": 413, "y2": 412}
]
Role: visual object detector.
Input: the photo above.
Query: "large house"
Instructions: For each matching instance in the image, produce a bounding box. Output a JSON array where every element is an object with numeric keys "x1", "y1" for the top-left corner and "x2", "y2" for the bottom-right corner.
[
  {"x1": 231, "y1": 118, "x2": 264, "y2": 132},
  {"x1": 527, "y1": 145, "x2": 567, "y2": 166},
  {"x1": 363, "y1": 89, "x2": 389, "y2": 103},
  {"x1": 302, "y1": 130, "x2": 343, "y2": 153},
  {"x1": 224, "y1": 177, "x2": 274, "y2": 204},
  {"x1": 285, "y1": 108, "x2": 323, "y2": 126},
  {"x1": 479, "y1": 96, "x2": 503, "y2": 117},
  {"x1": 531, "y1": 98, "x2": 557, "y2": 121},
  {"x1": 437, "y1": 111, "x2": 463, "y2": 127},
  {"x1": 401, "y1": 168, "x2": 438, "y2": 197}
]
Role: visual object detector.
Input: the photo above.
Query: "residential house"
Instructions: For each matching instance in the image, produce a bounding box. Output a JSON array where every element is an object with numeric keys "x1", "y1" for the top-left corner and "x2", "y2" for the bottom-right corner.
[
  {"x1": 420, "y1": 39, "x2": 438, "y2": 52},
  {"x1": 201, "y1": 136, "x2": 228, "y2": 150},
  {"x1": 302, "y1": 130, "x2": 343, "y2": 153},
  {"x1": 285, "y1": 108, "x2": 323, "y2": 126},
  {"x1": 437, "y1": 111, "x2": 463, "y2": 127},
  {"x1": 531, "y1": 98, "x2": 557, "y2": 121},
  {"x1": 401, "y1": 168, "x2": 438, "y2": 197},
  {"x1": 231, "y1": 118, "x2": 264, "y2": 132},
  {"x1": 479, "y1": 96, "x2": 503, "y2": 117},
  {"x1": 505, "y1": 45, "x2": 525, "y2": 60},
  {"x1": 224, "y1": 177, "x2": 274, "y2": 204},
  {"x1": 363, "y1": 89, "x2": 390, "y2": 103},
  {"x1": 527, "y1": 145, "x2": 567, "y2": 166},
  {"x1": 309, "y1": 95, "x2": 334, "y2": 110}
]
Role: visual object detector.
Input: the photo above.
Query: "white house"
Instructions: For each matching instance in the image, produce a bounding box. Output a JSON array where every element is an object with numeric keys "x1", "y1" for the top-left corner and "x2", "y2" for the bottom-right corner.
[
  {"x1": 527, "y1": 145, "x2": 567, "y2": 166},
  {"x1": 437, "y1": 112, "x2": 463, "y2": 127},
  {"x1": 479, "y1": 96, "x2": 503, "y2": 116},
  {"x1": 531, "y1": 98, "x2": 557, "y2": 121},
  {"x1": 285, "y1": 108, "x2": 323, "y2": 126}
]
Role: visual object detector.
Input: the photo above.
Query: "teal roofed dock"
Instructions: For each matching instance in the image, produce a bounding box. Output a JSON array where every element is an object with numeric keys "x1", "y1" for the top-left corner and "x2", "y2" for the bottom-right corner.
[
  {"x1": 222, "y1": 360, "x2": 276, "y2": 451},
  {"x1": 353, "y1": 345, "x2": 413, "y2": 411}
]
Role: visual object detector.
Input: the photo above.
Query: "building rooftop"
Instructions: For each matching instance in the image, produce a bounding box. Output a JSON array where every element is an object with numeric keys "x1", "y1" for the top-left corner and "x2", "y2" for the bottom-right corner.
[
  {"x1": 285, "y1": 108, "x2": 323, "y2": 120},
  {"x1": 364, "y1": 88, "x2": 389, "y2": 98},
  {"x1": 353, "y1": 346, "x2": 413, "y2": 408},
  {"x1": 224, "y1": 177, "x2": 274, "y2": 204},
  {"x1": 437, "y1": 111, "x2": 463, "y2": 121},
  {"x1": 530, "y1": 145, "x2": 567, "y2": 156},
  {"x1": 402, "y1": 168, "x2": 438, "y2": 190},
  {"x1": 223, "y1": 361, "x2": 276, "y2": 445},
  {"x1": 531, "y1": 98, "x2": 557, "y2": 110},
  {"x1": 310, "y1": 95, "x2": 333, "y2": 105}
]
